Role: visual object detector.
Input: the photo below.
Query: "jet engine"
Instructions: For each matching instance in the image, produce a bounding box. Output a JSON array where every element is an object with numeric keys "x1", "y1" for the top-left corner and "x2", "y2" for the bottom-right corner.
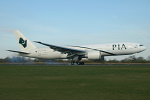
[{"x1": 87, "y1": 51, "x2": 102, "y2": 60}]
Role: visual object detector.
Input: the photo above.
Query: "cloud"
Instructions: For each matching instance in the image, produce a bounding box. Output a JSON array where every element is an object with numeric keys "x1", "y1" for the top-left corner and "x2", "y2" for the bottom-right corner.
[
  {"x1": 35, "y1": 25, "x2": 59, "y2": 33},
  {"x1": 112, "y1": 15, "x2": 118, "y2": 19},
  {"x1": 105, "y1": 23, "x2": 117, "y2": 27},
  {"x1": 0, "y1": 28, "x2": 13, "y2": 33}
]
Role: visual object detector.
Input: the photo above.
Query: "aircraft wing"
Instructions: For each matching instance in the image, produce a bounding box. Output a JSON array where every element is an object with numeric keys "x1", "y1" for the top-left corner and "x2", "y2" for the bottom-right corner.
[
  {"x1": 7, "y1": 50, "x2": 30, "y2": 54},
  {"x1": 34, "y1": 41, "x2": 86, "y2": 55},
  {"x1": 71, "y1": 46, "x2": 115, "y2": 55}
]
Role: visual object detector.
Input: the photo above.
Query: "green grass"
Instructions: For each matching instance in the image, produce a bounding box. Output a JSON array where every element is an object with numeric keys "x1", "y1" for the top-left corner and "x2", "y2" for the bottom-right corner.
[{"x1": 0, "y1": 65, "x2": 150, "y2": 100}]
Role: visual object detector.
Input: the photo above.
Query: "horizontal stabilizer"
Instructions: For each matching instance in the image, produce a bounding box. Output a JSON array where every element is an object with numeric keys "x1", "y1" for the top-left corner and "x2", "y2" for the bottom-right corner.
[{"x1": 7, "y1": 50, "x2": 30, "y2": 54}]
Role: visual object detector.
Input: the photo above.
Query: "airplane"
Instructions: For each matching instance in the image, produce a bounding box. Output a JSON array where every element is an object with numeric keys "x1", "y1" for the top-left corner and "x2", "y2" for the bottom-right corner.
[{"x1": 8, "y1": 30, "x2": 146, "y2": 65}]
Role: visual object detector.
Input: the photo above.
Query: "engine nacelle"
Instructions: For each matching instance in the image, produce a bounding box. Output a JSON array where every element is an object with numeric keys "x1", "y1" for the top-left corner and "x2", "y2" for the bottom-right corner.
[{"x1": 87, "y1": 51, "x2": 101, "y2": 60}]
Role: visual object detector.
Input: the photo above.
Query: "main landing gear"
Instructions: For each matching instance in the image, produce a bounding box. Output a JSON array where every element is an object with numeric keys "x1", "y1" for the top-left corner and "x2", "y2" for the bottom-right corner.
[
  {"x1": 78, "y1": 62, "x2": 84, "y2": 65},
  {"x1": 71, "y1": 61, "x2": 84, "y2": 65},
  {"x1": 71, "y1": 56, "x2": 84, "y2": 65}
]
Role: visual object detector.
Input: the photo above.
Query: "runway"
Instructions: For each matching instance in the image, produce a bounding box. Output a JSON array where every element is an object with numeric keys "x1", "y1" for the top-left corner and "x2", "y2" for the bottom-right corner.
[{"x1": 1, "y1": 63, "x2": 150, "y2": 66}]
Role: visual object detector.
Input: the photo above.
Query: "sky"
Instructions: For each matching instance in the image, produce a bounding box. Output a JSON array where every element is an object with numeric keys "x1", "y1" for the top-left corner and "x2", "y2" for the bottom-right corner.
[{"x1": 0, "y1": 0, "x2": 150, "y2": 60}]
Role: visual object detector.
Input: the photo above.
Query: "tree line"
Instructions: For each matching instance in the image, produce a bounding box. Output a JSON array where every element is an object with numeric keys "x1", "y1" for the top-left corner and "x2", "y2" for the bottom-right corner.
[{"x1": 0, "y1": 56, "x2": 150, "y2": 64}]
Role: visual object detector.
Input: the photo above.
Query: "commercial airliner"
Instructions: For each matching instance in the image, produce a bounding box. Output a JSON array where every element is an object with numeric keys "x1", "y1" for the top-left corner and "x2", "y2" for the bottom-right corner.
[{"x1": 8, "y1": 30, "x2": 146, "y2": 65}]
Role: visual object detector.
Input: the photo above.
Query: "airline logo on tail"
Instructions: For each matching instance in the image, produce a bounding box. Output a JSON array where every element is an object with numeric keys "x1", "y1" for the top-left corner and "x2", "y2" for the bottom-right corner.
[{"x1": 19, "y1": 38, "x2": 27, "y2": 48}]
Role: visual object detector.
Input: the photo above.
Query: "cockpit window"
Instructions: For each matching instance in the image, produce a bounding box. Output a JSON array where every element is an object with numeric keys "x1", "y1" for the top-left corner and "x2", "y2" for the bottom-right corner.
[{"x1": 139, "y1": 45, "x2": 144, "y2": 46}]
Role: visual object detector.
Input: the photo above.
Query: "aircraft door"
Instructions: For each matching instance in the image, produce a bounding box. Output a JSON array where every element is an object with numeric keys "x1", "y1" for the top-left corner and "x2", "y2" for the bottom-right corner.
[{"x1": 38, "y1": 50, "x2": 41, "y2": 56}]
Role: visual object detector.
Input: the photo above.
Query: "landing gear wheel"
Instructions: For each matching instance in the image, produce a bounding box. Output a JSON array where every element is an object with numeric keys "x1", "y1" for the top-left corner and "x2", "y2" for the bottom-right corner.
[
  {"x1": 71, "y1": 62, "x2": 75, "y2": 65},
  {"x1": 78, "y1": 62, "x2": 84, "y2": 65}
]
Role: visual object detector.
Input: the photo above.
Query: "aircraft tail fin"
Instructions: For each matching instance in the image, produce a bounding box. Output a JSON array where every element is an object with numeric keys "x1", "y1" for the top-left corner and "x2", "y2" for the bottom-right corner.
[{"x1": 14, "y1": 30, "x2": 37, "y2": 52}]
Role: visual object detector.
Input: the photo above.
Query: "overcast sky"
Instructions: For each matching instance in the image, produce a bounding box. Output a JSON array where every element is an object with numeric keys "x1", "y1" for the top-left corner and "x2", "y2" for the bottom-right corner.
[{"x1": 0, "y1": 0, "x2": 150, "y2": 60}]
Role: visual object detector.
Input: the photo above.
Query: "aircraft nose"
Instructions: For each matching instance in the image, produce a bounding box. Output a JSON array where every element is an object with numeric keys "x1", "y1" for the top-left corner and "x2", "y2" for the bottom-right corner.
[
  {"x1": 141, "y1": 46, "x2": 146, "y2": 51},
  {"x1": 143, "y1": 46, "x2": 146, "y2": 51},
  {"x1": 139, "y1": 44, "x2": 146, "y2": 52}
]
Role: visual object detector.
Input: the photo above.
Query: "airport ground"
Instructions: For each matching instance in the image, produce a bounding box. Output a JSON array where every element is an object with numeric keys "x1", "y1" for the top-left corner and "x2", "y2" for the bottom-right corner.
[{"x1": 0, "y1": 65, "x2": 150, "y2": 100}]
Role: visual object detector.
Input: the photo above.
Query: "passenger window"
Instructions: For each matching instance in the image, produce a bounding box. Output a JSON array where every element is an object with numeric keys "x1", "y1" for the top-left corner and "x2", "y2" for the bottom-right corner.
[{"x1": 134, "y1": 45, "x2": 138, "y2": 48}]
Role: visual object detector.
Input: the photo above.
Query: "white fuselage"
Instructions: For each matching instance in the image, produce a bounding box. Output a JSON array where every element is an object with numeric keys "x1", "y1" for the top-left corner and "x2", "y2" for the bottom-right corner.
[{"x1": 19, "y1": 42, "x2": 146, "y2": 59}]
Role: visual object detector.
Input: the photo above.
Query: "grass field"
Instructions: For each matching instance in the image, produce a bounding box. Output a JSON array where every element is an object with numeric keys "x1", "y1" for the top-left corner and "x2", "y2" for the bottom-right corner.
[{"x1": 0, "y1": 65, "x2": 150, "y2": 100}]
